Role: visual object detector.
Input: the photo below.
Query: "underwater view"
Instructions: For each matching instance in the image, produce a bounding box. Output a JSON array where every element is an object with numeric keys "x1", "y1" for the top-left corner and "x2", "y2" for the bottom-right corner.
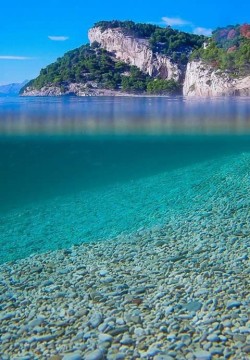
[{"x1": 0, "y1": 96, "x2": 249, "y2": 359}]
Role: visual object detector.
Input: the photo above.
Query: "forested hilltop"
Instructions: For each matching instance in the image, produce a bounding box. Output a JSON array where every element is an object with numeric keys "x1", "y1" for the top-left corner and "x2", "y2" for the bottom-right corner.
[
  {"x1": 22, "y1": 44, "x2": 181, "y2": 95},
  {"x1": 191, "y1": 24, "x2": 250, "y2": 76},
  {"x1": 21, "y1": 21, "x2": 250, "y2": 97}
]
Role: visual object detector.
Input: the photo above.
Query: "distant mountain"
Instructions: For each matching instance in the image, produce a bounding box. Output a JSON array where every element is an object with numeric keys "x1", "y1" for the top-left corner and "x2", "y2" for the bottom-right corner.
[{"x1": 0, "y1": 80, "x2": 29, "y2": 96}]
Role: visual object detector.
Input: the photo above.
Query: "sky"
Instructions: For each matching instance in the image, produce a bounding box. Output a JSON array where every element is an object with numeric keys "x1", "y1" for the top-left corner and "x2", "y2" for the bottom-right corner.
[{"x1": 0, "y1": 0, "x2": 249, "y2": 85}]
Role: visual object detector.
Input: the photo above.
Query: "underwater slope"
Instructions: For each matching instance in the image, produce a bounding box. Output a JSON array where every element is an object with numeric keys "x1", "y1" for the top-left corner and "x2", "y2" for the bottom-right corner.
[{"x1": 1, "y1": 152, "x2": 250, "y2": 263}]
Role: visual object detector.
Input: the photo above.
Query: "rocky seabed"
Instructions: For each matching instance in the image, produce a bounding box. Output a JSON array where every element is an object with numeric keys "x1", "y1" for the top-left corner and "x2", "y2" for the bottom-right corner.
[{"x1": 0, "y1": 154, "x2": 250, "y2": 360}]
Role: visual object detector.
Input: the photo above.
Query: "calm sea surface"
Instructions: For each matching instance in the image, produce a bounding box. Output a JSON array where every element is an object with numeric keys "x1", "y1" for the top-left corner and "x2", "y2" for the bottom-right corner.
[{"x1": 1, "y1": 96, "x2": 250, "y2": 263}]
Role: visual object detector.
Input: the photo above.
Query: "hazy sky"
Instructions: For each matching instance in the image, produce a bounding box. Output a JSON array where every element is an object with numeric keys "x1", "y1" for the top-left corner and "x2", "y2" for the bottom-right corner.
[{"x1": 0, "y1": 0, "x2": 249, "y2": 84}]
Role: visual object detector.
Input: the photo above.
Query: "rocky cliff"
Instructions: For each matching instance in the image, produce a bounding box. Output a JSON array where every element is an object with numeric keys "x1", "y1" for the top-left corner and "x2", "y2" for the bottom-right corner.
[
  {"x1": 22, "y1": 83, "x2": 136, "y2": 97},
  {"x1": 21, "y1": 21, "x2": 250, "y2": 97},
  {"x1": 88, "y1": 27, "x2": 250, "y2": 97},
  {"x1": 88, "y1": 27, "x2": 183, "y2": 82},
  {"x1": 183, "y1": 61, "x2": 250, "y2": 96}
]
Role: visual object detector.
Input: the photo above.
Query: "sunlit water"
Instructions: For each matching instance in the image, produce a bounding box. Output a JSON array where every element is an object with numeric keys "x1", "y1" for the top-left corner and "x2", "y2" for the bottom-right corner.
[{"x1": 1, "y1": 96, "x2": 250, "y2": 264}]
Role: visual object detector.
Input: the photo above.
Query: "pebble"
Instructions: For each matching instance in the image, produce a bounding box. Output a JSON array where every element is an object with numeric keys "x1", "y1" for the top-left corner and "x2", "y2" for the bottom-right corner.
[
  {"x1": 147, "y1": 346, "x2": 161, "y2": 356},
  {"x1": 194, "y1": 350, "x2": 212, "y2": 360},
  {"x1": 182, "y1": 301, "x2": 202, "y2": 312},
  {"x1": 0, "y1": 312, "x2": 16, "y2": 321},
  {"x1": 226, "y1": 300, "x2": 242, "y2": 309},
  {"x1": 108, "y1": 326, "x2": 129, "y2": 336},
  {"x1": 98, "y1": 333, "x2": 113, "y2": 343},
  {"x1": 89, "y1": 312, "x2": 103, "y2": 328},
  {"x1": 233, "y1": 334, "x2": 246, "y2": 343},
  {"x1": 242, "y1": 345, "x2": 250, "y2": 353},
  {"x1": 99, "y1": 270, "x2": 108, "y2": 276},
  {"x1": 62, "y1": 353, "x2": 82, "y2": 360},
  {"x1": 120, "y1": 335, "x2": 134, "y2": 345},
  {"x1": 84, "y1": 349, "x2": 104, "y2": 360},
  {"x1": 207, "y1": 334, "x2": 220, "y2": 342},
  {"x1": 223, "y1": 320, "x2": 232, "y2": 328},
  {"x1": 210, "y1": 347, "x2": 224, "y2": 355}
]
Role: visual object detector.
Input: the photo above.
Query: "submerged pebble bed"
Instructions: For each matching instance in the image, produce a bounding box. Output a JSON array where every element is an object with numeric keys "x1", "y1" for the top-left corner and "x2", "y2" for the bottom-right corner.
[{"x1": 0, "y1": 153, "x2": 250, "y2": 359}]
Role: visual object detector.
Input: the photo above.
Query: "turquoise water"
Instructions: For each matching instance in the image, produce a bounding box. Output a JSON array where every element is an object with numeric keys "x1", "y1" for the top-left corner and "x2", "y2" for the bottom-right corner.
[{"x1": 1, "y1": 96, "x2": 250, "y2": 264}]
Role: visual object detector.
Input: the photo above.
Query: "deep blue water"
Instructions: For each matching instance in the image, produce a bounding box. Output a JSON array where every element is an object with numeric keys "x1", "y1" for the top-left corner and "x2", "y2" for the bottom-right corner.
[{"x1": 1, "y1": 96, "x2": 250, "y2": 263}]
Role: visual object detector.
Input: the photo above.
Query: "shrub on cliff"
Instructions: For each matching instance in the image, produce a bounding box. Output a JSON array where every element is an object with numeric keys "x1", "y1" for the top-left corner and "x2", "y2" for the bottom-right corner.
[
  {"x1": 147, "y1": 79, "x2": 181, "y2": 95},
  {"x1": 191, "y1": 24, "x2": 250, "y2": 76}
]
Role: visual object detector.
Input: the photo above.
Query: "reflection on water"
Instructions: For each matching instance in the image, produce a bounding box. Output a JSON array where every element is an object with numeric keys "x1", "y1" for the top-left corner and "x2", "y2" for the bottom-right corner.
[{"x1": 0, "y1": 96, "x2": 250, "y2": 135}]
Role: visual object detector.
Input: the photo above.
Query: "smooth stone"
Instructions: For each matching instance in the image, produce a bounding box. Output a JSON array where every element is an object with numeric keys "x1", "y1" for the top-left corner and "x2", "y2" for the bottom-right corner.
[
  {"x1": 233, "y1": 334, "x2": 246, "y2": 343},
  {"x1": 99, "y1": 270, "x2": 108, "y2": 276},
  {"x1": 194, "y1": 350, "x2": 212, "y2": 360},
  {"x1": 116, "y1": 318, "x2": 125, "y2": 325},
  {"x1": 114, "y1": 354, "x2": 125, "y2": 360},
  {"x1": 98, "y1": 333, "x2": 113, "y2": 343},
  {"x1": 120, "y1": 335, "x2": 134, "y2": 345},
  {"x1": 166, "y1": 255, "x2": 186, "y2": 262},
  {"x1": 226, "y1": 300, "x2": 242, "y2": 309},
  {"x1": 165, "y1": 306, "x2": 174, "y2": 314},
  {"x1": 89, "y1": 312, "x2": 103, "y2": 328},
  {"x1": 0, "y1": 312, "x2": 16, "y2": 321},
  {"x1": 207, "y1": 334, "x2": 220, "y2": 342},
  {"x1": 182, "y1": 301, "x2": 202, "y2": 312},
  {"x1": 35, "y1": 334, "x2": 57, "y2": 342},
  {"x1": 27, "y1": 316, "x2": 45, "y2": 328},
  {"x1": 210, "y1": 347, "x2": 224, "y2": 355},
  {"x1": 98, "y1": 323, "x2": 108, "y2": 333},
  {"x1": 242, "y1": 345, "x2": 250, "y2": 353},
  {"x1": 167, "y1": 333, "x2": 176, "y2": 341},
  {"x1": 100, "y1": 277, "x2": 114, "y2": 283},
  {"x1": 42, "y1": 279, "x2": 54, "y2": 286},
  {"x1": 147, "y1": 346, "x2": 161, "y2": 356},
  {"x1": 219, "y1": 335, "x2": 228, "y2": 342},
  {"x1": 134, "y1": 327, "x2": 145, "y2": 337},
  {"x1": 223, "y1": 320, "x2": 233, "y2": 328},
  {"x1": 84, "y1": 349, "x2": 104, "y2": 360},
  {"x1": 62, "y1": 353, "x2": 82, "y2": 360},
  {"x1": 194, "y1": 289, "x2": 208, "y2": 296},
  {"x1": 89, "y1": 292, "x2": 104, "y2": 301},
  {"x1": 134, "y1": 287, "x2": 146, "y2": 294},
  {"x1": 108, "y1": 326, "x2": 129, "y2": 336}
]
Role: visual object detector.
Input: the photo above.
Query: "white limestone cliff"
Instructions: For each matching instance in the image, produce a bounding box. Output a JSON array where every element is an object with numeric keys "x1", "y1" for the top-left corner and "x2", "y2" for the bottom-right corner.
[
  {"x1": 22, "y1": 27, "x2": 250, "y2": 97},
  {"x1": 183, "y1": 61, "x2": 250, "y2": 97},
  {"x1": 88, "y1": 27, "x2": 182, "y2": 82}
]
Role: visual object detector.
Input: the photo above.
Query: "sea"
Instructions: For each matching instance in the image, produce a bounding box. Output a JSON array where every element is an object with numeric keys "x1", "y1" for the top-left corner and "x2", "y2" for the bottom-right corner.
[{"x1": 1, "y1": 95, "x2": 250, "y2": 264}]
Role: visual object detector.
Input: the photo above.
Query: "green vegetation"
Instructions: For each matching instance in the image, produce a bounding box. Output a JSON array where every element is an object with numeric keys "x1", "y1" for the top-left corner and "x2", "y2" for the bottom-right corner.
[
  {"x1": 94, "y1": 20, "x2": 206, "y2": 65},
  {"x1": 23, "y1": 44, "x2": 129, "y2": 91},
  {"x1": 147, "y1": 79, "x2": 182, "y2": 94},
  {"x1": 94, "y1": 20, "x2": 159, "y2": 38},
  {"x1": 149, "y1": 28, "x2": 205, "y2": 64},
  {"x1": 121, "y1": 66, "x2": 148, "y2": 92},
  {"x1": 22, "y1": 43, "x2": 181, "y2": 95},
  {"x1": 190, "y1": 24, "x2": 250, "y2": 76}
]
